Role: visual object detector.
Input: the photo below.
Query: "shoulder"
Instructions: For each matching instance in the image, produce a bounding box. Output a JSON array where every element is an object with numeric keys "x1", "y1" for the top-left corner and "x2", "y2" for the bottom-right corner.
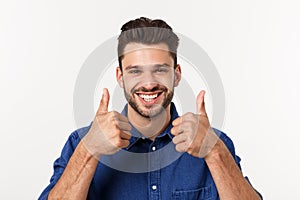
[{"x1": 64, "y1": 123, "x2": 92, "y2": 150}]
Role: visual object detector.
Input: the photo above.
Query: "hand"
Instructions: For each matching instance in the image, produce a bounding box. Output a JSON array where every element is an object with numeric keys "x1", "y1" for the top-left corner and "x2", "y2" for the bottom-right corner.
[
  {"x1": 171, "y1": 90, "x2": 219, "y2": 158},
  {"x1": 83, "y1": 88, "x2": 132, "y2": 157}
]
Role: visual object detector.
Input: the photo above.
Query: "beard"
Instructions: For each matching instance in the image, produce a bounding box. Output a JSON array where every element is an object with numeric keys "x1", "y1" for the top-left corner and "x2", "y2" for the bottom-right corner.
[{"x1": 123, "y1": 84, "x2": 174, "y2": 118}]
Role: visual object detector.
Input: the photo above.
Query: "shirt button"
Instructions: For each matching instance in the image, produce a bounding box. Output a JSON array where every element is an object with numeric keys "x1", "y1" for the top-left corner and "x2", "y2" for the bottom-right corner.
[
  {"x1": 152, "y1": 146, "x2": 156, "y2": 151},
  {"x1": 152, "y1": 185, "x2": 157, "y2": 190}
]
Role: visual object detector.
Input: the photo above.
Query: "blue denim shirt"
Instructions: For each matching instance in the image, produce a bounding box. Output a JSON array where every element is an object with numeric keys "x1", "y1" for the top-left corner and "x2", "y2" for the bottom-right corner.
[{"x1": 39, "y1": 103, "x2": 260, "y2": 200}]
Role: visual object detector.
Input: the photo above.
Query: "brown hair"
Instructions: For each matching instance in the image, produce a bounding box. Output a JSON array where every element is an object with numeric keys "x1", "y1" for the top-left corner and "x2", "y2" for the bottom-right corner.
[{"x1": 117, "y1": 17, "x2": 179, "y2": 70}]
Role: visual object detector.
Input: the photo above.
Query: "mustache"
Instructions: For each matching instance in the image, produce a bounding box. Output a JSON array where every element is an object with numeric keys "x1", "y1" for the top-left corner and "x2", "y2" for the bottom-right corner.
[{"x1": 131, "y1": 85, "x2": 168, "y2": 93}]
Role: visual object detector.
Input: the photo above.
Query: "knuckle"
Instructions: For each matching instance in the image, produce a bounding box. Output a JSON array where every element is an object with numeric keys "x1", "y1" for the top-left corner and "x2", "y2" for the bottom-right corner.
[
  {"x1": 186, "y1": 112, "x2": 193, "y2": 117},
  {"x1": 170, "y1": 128, "x2": 176, "y2": 134},
  {"x1": 186, "y1": 143, "x2": 193, "y2": 151},
  {"x1": 125, "y1": 132, "x2": 132, "y2": 139},
  {"x1": 187, "y1": 126, "x2": 194, "y2": 134},
  {"x1": 186, "y1": 121, "x2": 194, "y2": 127},
  {"x1": 172, "y1": 137, "x2": 178, "y2": 144},
  {"x1": 115, "y1": 129, "x2": 121, "y2": 135},
  {"x1": 111, "y1": 111, "x2": 118, "y2": 115},
  {"x1": 182, "y1": 134, "x2": 188, "y2": 141},
  {"x1": 123, "y1": 140, "x2": 130, "y2": 147},
  {"x1": 115, "y1": 138, "x2": 122, "y2": 147},
  {"x1": 124, "y1": 123, "x2": 132, "y2": 131},
  {"x1": 111, "y1": 121, "x2": 118, "y2": 129},
  {"x1": 112, "y1": 111, "x2": 121, "y2": 118},
  {"x1": 192, "y1": 117, "x2": 198, "y2": 123},
  {"x1": 114, "y1": 119, "x2": 120, "y2": 126},
  {"x1": 111, "y1": 115, "x2": 118, "y2": 121},
  {"x1": 107, "y1": 114, "x2": 114, "y2": 121},
  {"x1": 111, "y1": 119, "x2": 116, "y2": 125},
  {"x1": 128, "y1": 123, "x2": 132, "y2": 130}
]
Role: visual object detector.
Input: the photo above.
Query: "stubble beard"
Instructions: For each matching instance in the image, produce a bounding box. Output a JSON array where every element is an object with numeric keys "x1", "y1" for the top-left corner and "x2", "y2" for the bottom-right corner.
[{"x1": 124, "y1": 86, "x2": 174, "y2": 119}]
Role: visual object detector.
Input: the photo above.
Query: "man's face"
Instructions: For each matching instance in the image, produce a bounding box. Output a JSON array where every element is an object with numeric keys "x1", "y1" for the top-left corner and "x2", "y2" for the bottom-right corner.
[{"x1": 117, "y1": 43, "x2": 181, "y2": 118}]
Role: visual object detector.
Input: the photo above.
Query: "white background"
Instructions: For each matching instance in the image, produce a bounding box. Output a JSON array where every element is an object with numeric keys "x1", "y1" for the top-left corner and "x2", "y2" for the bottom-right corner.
[{"x1": 1, "y1": 0, "x2": 299, "y2": 199}]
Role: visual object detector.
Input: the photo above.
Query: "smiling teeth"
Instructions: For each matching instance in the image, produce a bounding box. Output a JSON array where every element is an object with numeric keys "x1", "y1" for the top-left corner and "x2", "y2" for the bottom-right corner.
[{"x1": 139, "y1": 94, "x2": 158, "y2": 102}]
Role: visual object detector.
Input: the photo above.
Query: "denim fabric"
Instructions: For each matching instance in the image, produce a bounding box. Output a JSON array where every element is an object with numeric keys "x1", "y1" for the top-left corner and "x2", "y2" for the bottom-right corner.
[{"x1": 39, "y1": 103, "x2": 261, "y2": 200}]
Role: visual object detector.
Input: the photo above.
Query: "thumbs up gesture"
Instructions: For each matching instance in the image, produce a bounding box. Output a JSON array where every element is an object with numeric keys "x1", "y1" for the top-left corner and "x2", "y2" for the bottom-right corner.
[
  {"x1": 83, "y1": 88, "x2": 132, "y2": 157},
  {"x1": 171, "y1": 90, "x2": 219, "y2": 158}
]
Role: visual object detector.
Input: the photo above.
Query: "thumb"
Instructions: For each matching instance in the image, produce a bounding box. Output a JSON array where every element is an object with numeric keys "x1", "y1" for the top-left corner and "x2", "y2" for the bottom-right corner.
[
  {"x1": 196, "y1": 90, "x2": 207, "y2": 115},
  {"x1": 98, "y1": 88, "x2": 110, "y2": 113}
]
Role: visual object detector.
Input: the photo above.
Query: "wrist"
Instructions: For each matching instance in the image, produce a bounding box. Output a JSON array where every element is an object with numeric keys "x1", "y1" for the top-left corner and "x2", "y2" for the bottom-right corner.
[
  {"x1": 204, "y1": 139, "x2": 226, "y2": 164},
  {"x1": 78, "y1": 140, "x2": 101, "y2": 162}
]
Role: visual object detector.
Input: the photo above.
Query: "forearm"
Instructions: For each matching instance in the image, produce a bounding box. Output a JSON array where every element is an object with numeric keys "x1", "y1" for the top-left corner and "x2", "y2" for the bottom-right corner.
[
  {"x1": 48, "y1": 141, "x2": 99, "y2": 200},
  {"x1": 205, "y1": 140, "x2": 261, "y2": 200}
]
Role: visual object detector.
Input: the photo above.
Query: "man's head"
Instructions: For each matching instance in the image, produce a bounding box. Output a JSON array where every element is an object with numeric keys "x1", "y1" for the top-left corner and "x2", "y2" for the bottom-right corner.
[
  {"x1": 116, "y1": 17, "x2": 181, "y2": 119},
  {"x1": 117, "y1": 17, "x2": 179, "y2": 70}
]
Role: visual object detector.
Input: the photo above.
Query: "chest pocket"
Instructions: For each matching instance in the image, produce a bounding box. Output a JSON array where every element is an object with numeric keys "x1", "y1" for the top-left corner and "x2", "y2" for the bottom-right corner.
[{"x1": 172, "y1": 185, "x2": 212, "y2": 200}]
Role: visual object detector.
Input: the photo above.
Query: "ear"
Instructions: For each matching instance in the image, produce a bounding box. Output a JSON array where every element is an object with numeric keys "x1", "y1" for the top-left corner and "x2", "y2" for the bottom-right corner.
[
  {"x1": 116, "y1": 67, "x2": 124, "y2": 88},
  {"x1": 174, "y1": 64, "x2": 182, "y2": 87}
]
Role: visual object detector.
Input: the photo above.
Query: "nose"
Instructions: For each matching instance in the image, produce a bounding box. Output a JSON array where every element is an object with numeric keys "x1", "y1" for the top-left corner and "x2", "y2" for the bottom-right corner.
[
  {"x1": 142, "y1": 81, "x2": 160, "y2": 91},
  {"x1": 141, "y1": 71, "x2": 158, "y2": 89}
]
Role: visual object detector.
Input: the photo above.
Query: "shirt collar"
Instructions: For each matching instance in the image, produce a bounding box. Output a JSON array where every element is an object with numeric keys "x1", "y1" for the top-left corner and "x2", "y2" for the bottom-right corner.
[{"x1": 121, "y1": 102, "x2": 179, "y2": 148}]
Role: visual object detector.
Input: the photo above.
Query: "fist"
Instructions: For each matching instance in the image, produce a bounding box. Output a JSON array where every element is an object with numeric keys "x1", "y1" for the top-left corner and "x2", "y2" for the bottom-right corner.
[
  {"x1": 83, "y1": 88, "x2": 132, "y2": 157},
  {"x1": 171, "y1": 90, "x2": 219, "y2": 158}
]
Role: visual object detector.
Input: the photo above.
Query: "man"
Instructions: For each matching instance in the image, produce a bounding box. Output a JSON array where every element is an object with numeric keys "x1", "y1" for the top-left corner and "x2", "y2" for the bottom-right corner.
[{"x1": 39, "y1": 17, "x2": 262, "y2": 199}]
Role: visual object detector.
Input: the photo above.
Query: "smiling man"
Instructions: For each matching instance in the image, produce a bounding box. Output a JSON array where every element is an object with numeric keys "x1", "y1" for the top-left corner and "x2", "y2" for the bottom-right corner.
[
  {"x1": 118, "y1": 42, "x2": 180, "y2": 140},
  {"x1": 39, "y1": 17, "x2": 262, "y2": 200}
]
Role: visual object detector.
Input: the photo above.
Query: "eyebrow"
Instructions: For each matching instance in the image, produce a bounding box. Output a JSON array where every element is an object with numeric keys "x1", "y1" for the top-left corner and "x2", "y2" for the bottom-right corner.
[
  {"x1": 124, "y1": 65, "x2": 140, "y2": 71},
  {"x1": 124, "y1": 63, "x2": 171, "y2": 71}
]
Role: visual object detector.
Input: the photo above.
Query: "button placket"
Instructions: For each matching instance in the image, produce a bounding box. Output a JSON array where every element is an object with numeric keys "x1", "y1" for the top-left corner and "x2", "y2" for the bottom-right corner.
[{"x1": 149, "y1": 142, "x2": 160, "y2": 200}]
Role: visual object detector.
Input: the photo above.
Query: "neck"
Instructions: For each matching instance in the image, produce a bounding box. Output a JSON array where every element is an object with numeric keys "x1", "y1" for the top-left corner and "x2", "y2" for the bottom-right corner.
[{"x1": 127, "y1": 105, "x2": 171, "y2": 141}]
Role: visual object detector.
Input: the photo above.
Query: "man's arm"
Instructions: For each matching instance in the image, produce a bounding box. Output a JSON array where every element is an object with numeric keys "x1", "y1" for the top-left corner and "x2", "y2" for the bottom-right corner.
[
  {"x1": 205, "y1": 139, "x2": 261, "y2": 200},
  {"x1": 171, "y1": 90, "x2": 261, "y2": 199},
  {"x1": 48, "y1": 88, "x2": 131, "y2": 200},
  {"x1": 48, "y1": 141, "x2": 98, "y2": 200}
]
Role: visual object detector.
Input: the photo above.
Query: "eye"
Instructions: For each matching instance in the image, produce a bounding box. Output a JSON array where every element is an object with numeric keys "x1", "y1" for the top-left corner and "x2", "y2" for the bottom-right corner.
[
  {"x1": 128, "y1": 69, "x2": 141, "y2": 74},
  {"x1": 155, "y1": 67, "x2": 169, "y2": 73}
]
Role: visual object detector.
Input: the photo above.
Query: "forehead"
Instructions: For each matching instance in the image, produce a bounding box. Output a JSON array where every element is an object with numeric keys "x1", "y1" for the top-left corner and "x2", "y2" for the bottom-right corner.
[{"x1": 122, "y1": 43, "x2": 174, "y2": 67}]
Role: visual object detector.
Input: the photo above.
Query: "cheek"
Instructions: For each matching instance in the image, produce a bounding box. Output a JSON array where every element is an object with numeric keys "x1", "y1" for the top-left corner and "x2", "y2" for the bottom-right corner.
[
  {"x1": 122, "y1": 77, "x2": 139, "y2": 92},
  {"x1": 159, "y1": 74, "x2": 175, "y2": 89}
]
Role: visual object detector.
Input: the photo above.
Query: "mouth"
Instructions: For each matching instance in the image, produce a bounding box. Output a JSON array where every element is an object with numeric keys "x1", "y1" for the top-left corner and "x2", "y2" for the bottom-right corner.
[{"x1": 135, "y1": 91, "x2": 163, "y2": 105}]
